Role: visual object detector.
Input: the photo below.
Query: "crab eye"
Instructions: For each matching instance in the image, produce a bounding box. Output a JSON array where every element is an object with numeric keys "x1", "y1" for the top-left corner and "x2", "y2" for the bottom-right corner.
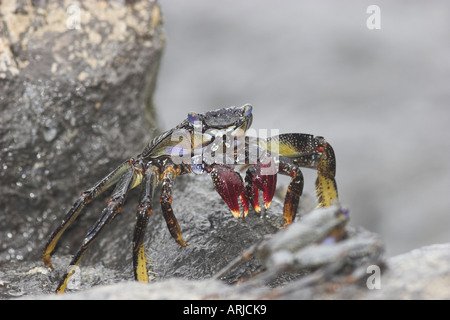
[
  {"x1": 188, "y1": 112, "x2": 199, "y2": 123},
  {"x1": 243, "y1": 104, "x2": 252, "y2": 117}
]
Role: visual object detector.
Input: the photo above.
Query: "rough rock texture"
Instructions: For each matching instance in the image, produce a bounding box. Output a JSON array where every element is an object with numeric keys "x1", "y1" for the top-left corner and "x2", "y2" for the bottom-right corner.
[
  {"x1": 5, "y1": 206, "x2": 450, "y2": 300},
  {"x1": 0, "y1": 0, "x2": 288, "y2": 299},
  {"x1": 0, "y1": 0, "x2": 164, "y2": 263},
  {"x1": 9, "y1": 242, "x2": 450, "y2": 300},
  {"x1": 360, "y1": 243, "x2": 450, "y2": 300},
  {"x1": 0, "y1": 175, "x2": 286, "y2": 298}
]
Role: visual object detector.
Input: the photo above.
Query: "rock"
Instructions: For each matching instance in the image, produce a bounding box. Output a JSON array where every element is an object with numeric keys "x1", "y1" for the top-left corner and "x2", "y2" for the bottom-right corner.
[
  {"x1": 12, "y1": 240, "x2": 450, "y2": 300},
  {"x1": 360, "y1": 243, "x2": 450, "y2": 299},
  {"x1": 0, "y1": 0, "x2": 288, "y2": 299},
  {"x1": 4, "y1": 174, "x2": 450, "y2": 301},
  {"x1": 280, "y1": 242, "x2": 450, "y2": 300},
  {"x1": 0, "y1": 171, "x2": 286, "y2": 298},
  {"x1": 0, "y1": 0, "x2": 164, "y2": 265}
]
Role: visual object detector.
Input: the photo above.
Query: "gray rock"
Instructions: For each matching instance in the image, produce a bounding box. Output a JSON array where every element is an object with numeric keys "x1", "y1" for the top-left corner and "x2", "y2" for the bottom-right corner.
[
  {"x1": 0, "y1": 170, "x2": 287, "y2": 298},
  {"x1": 5, "y1": 181, "x2": 450, "y2": 300},
  {"x1": 282, "y1": 242, "x2": 450, "y2": 300},
  {"x1": 0, "y1": 0, "x2": 287, "y2": 299},
  {"x1": 14, "y1": 240, "x2": 450, "y2": 300},
  {"x1": 0, "y1": 0, "x2": 164, "y2": 265},
  {"x1": 361, "y1": 243, "x2": 450, "y2": 299}
]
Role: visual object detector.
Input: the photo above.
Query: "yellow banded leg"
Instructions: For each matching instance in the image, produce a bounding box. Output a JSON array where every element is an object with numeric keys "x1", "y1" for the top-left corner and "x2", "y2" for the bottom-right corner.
[
  {"x1": 265, "y1": 133, "x2": 338, "y2": 210},
  {"x1": 43, "y1": 196, "x2": 88, "y2": 270},
  {"x1": 55, "y1": 254, "x2": 86, "y2": 294},
  {"x1": 135, "y1": 245, "x2": 149, "y2": 283},
  {"x1": 132, "y1": 165, "x2": 159, "y2": 282},
  {"x1": 160, "y1": 165, "x2": 188, "y2": 247},
  {"x1": 279, "y1": 159, "x2": 304, "y2": 226},
  {"x1": 42, "y1": 160, "x2": 132, "y2": 269},
  {"x1": 55, "y1": 165, "x2": 138, "y2": 293},
  {"x1": 316, "y1": 142, "x2": 338, "y2": 207}
]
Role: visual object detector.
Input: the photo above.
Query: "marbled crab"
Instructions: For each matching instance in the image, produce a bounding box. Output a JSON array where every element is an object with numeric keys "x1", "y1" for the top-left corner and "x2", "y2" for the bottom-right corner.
[{"x1": 42, "y1": 104, "x2": 338, "y2": 293}]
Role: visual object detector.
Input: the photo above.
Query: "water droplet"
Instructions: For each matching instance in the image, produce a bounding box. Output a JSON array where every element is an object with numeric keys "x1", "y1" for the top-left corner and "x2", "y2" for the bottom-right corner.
[
  {"x1": 191, "y1": 164, "x2": 205, "y2": 175},
  {"x1": 43, "y1": 127, "x2": 58, "y2": 142}
]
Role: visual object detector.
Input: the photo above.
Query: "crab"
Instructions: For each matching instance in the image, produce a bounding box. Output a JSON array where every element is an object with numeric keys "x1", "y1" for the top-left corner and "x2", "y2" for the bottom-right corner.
[{"x1": 42, "y1": 104, "x2": 338, "y2": 293}]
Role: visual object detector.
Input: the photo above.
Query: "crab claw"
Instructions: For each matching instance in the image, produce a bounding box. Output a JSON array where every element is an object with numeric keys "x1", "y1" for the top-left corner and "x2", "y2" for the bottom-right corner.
[
  {"x1": 245, "y1": 180, "x2": 261, "y2": 213},
  {"x1": 210, "y1": 165, "x2": 249, "y2": 219},
  {"x1": 245, "y1": 158, "x2": 277, "y2": 212},
  {"x1": 260, "y1": 171, "x2": 277, "y2": 210}
]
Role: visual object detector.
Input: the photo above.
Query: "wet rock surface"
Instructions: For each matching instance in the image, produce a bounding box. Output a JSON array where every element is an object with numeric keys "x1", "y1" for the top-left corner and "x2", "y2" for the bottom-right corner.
[
  {"x1": 0, "y1": 0, "x2": 289, "y2": 300},
  {"x1": 0, "y1": 0, "x2": 164, "y2": 265},
  {"x1": 7, "y1": 225, "x2": 450, "y2": 300},
  {"x1": 6, "y1": 198, "x2": 450, "y2": 300},
  {"x1": 1, "y1": 175, "x2": 286, "y2": 298}
]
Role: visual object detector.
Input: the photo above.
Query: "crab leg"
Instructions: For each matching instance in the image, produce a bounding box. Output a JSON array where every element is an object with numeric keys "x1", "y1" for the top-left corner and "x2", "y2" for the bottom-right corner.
[
  {"x1": 263, "y1": 133, "x2": 338, "y2": 222},
  {"x1": 278, "y1": 158, "x2": 304, "y2": 226},
  {"x1": 160, "y1": 165, "x2": 188, "y2": 247},
  {"x1": 132, "y1": 164, "x2": 160, "y2": 283},
  {"x1": 55, "y1": 163, "x2": 142, "y2": 293},
  {"x1": 315, "y1": 142, "x2": 338, "y2": 207},
  {"x1": 42, "y1": 160, "x2": 132, "y2": 270}
]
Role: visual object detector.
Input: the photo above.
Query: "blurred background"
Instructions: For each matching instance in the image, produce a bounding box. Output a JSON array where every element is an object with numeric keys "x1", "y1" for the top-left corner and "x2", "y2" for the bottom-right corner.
[{"x1": 155, "y1": 0, "x2": 450, "y2": 257}]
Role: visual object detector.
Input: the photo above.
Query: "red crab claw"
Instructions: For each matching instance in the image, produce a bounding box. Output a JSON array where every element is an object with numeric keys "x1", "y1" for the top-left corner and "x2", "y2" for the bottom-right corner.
[
  {"x1": 245, "y1": 158, "x2": 277, "y2": 213},
  {"x1": 210, "y1": 165, "x2": 249, "y2": 219},
  {"x1": 245, "y1": 179, "x2": 261, "y2": 213}
]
